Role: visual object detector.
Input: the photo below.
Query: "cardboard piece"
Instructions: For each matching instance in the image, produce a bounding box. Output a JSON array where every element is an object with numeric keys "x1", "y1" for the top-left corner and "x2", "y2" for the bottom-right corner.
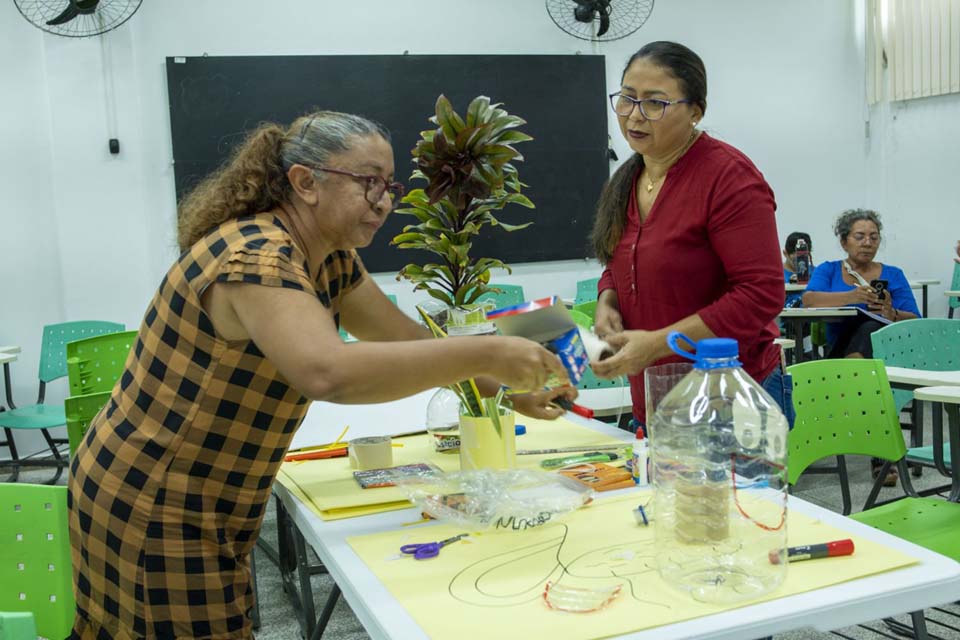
[{"x1": 487, "y1": 296, "x2": 588, "y2": 386}]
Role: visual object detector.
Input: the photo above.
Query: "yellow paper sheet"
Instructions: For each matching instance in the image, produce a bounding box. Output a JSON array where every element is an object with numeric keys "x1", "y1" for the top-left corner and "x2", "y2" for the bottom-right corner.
[
  {"x1": 276, "y1": 416, "x2": 630, "y2": 520},
  {"x1": 346, "y1": 493, "x2": 919, "y2": 640}
]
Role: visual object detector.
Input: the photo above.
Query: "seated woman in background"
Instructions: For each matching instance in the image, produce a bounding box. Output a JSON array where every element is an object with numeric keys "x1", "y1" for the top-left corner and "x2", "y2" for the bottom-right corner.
[{"x1": 802, "y1": 209, "x2": 920, "y2": 359}]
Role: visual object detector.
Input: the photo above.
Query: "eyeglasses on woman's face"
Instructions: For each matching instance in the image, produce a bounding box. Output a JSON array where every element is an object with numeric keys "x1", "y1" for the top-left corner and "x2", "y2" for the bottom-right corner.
[
  {"x1": 849, "y1": 232, "x2": 881, "y2": 245},
  {"x1": 609, "y1": 92, "x2": 691, "y2": 121},
  {"x1": 311, "y1": 167, "x2": 405, "y2": 209}
]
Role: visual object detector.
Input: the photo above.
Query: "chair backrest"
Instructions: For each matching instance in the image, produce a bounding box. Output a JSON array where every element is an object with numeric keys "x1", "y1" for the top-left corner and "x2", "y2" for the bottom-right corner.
[
  {"x1": 569, "y1": 310, "x2": 592, "y2": 330},
  {"x1": 66, "y1": 330, "x2": 137, "y2": 396},
  {"x1": 39, "y1": 321, "x2": 125, "y2": 384},
  {"x1": 951, "y1": 262, "x2": 960, "y2": 310},
  {"x1": 0, "y1": 484, "x2": 74, "y2": 640},
  {"x1": 787, "y1": 359, "x2": 907, "y2": 484},
  {"x1": 64, "y1": 390, "x2": 112, "y2": 455},
  {"x1": 475, "y1": 284, "x2": 525, "y2": 308},
  {"x1": 576, "y1": 366, "x2": 624, "y2": 390},
  {"x1": 574, "y1": 277, "x2": 600, "y2": 306},
  {"x1": 870, "y1": 318, "x2": 960, "y2": 410}
]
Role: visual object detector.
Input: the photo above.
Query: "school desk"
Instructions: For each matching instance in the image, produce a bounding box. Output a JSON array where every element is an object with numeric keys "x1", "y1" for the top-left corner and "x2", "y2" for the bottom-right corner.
[
  {"x1": 778, "y1": 307, "x2": 858, "y2": 366},
  {"x1": 270, "y1": 410, "x2": 960, "y2": 640},
  {"x1": 782, "y1": 280, "x2": 940, "y2": 318},
  {"x1": 885, "y1": 367, "x2": 960, "y2": 503}
]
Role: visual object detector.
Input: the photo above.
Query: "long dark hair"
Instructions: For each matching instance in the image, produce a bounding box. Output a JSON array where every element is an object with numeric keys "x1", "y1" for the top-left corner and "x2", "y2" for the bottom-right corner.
[{"x1": 590, "y1": 42, "x2": 708, "y2": 264}]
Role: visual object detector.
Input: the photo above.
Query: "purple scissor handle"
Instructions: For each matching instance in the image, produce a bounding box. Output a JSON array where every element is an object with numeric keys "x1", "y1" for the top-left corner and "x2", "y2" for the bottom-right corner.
[{"x1": 399, "y1": 533, "x2": 468, "y2": 560}]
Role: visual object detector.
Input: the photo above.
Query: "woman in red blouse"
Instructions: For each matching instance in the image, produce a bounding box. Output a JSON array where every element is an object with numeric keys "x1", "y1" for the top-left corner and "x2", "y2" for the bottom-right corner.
[{"x1": 590, "y1": 41, "x2": 788, "y2": 426}]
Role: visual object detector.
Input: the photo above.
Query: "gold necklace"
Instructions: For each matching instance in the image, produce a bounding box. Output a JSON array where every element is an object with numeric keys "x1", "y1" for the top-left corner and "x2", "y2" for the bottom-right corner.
[{"x1": 645, "y1": 130, "x2": 700, "y2": 193}]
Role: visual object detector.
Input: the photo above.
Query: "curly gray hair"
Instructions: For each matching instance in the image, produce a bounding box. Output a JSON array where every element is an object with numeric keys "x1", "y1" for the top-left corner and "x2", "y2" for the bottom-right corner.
[{"x1": 834, "y1": 208, "x2": 882, "y2": 240}]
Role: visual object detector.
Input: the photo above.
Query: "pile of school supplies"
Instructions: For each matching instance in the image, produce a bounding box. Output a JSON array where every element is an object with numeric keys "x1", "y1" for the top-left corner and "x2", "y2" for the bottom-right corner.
[
  {"x1": 559, "y1": 463, "x2": 634, "y2": 492},
  {"x1": 391, "y1": 468, "x2": 595, "y2": 531}
]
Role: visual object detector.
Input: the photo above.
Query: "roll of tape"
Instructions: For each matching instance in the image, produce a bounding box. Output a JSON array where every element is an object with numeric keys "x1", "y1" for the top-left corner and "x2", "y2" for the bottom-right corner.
[{"x1": 349, "y1": 436, "x2": 393, "y2": 470}]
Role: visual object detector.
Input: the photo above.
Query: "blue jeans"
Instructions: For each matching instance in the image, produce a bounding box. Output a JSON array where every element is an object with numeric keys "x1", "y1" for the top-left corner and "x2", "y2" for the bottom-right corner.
[{"x1": 761, "y1": 366, "x2": 795, "y2": 430}]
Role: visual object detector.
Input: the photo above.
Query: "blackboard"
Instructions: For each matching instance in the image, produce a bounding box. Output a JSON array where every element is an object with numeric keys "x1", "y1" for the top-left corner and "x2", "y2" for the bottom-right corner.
[{"x1": 165, "y1": 55, "x2": 609, "y2": 273}]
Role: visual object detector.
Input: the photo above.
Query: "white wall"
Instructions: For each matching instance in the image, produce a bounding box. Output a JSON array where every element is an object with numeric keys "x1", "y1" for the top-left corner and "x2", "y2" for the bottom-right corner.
[{"x1": 2, "y1": 0, "x2": 957, "y2": 455}]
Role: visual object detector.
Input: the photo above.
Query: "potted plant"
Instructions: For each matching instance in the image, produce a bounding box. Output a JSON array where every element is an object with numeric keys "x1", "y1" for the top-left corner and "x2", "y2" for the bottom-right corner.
[{"x1": 391, "y1": 95, "x2": 535, "y2": 332}]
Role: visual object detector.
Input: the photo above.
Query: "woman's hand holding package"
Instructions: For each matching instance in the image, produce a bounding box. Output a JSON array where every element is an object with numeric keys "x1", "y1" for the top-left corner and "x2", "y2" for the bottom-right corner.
[
  {"x1": 490, "y1": 337, "x2": 568, "y2": 392},
  {"x1": 591, "y1": 330, "x2": 663, "y2": 378}
]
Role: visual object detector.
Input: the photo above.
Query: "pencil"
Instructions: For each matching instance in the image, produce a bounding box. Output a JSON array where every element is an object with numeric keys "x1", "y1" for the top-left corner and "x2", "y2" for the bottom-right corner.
[{"x1": 517, "y1": 444, "x2": 627, "y2": 455}]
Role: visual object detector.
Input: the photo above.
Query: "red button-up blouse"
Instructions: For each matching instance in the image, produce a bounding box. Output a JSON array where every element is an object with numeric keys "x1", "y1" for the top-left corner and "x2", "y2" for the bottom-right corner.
[{"x1": 597, "y1": 133, "x2": 784, "y2": 423}]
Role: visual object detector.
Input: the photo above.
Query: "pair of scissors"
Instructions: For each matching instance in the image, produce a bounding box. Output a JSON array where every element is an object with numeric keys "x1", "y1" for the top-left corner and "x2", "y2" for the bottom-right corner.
[{"x1": 399, "y1": 533, "x2": 468, "y2": 560}]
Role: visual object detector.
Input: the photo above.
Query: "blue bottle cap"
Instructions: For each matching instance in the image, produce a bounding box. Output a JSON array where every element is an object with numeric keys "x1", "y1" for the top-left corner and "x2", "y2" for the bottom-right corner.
[
  {"x1": 666, "y1": 332, "x2": 741, "y2": 369},
  {"x1": 695, "y1": 338, "x2": 738, "y2": 359},
  {"x1": 515, "y1": 424, "x2": 526, "y2": 436}
]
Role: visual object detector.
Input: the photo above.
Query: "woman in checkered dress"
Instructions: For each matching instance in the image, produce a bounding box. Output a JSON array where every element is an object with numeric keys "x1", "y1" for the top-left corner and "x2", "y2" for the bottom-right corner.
[{"x1": 67, "y1": 111, "x2": 576, "y2": 639}]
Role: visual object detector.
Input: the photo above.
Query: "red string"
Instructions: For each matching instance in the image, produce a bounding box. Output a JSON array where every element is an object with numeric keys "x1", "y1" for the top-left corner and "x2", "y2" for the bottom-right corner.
[{"x1": 730, "y1": 454, "x2": 786, "y2": 532}]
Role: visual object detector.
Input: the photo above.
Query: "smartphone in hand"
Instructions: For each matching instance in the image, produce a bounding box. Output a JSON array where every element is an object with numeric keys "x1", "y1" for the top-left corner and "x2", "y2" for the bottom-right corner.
[{"x1": 870, "y1": 279, "x2": 889, "y2": 301}]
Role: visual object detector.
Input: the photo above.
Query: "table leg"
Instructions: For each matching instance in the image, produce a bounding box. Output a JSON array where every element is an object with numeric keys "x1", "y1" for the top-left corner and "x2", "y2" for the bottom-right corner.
[
  {"x1": 921, "y1": 285, "x2": 929, "y2": 318},
  {"x1": 785, "y1": 318, "x2": 805, "y2": 366},
  {"x1": 945, "y1": 404, "x2": 960, "y2": 503}
]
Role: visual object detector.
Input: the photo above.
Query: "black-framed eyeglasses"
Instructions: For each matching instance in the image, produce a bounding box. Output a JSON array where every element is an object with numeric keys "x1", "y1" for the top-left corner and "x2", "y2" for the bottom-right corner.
[
  {"x1": 609, "y1": 92, "x2": 692, "y2": 120},
  {"x1": 312, "y1": 167, "x2": 405, "y2": 209}
]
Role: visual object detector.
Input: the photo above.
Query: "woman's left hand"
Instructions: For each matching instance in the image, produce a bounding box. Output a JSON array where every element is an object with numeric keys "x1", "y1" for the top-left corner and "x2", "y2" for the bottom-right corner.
[
  {"x1": 591, "y1": 330, "x2": 663, "y2": 378},
  {"x1": 510, "y1": 386, "x2": 579, "y2": 420},
  {"x1": 869, "y1": 294, "x2": 895, "y2": 321}
]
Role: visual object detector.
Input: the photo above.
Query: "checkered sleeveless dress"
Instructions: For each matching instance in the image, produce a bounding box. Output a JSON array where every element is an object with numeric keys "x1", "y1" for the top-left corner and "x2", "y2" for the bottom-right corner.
[{"x1": 68, "y1": 213, "x2": 364, "y2": 639}]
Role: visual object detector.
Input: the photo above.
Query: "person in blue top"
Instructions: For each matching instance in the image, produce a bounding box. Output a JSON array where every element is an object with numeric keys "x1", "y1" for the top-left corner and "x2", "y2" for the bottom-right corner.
[
  {"x1": 803, "y1": 209, "x2": 920, "y2": 486},
  {"x1": 783, "y1": 231, "x2": 814, "y2": 308},
  {"x1": 803, "y1": 209, "x2": 920, "y2": 359}
]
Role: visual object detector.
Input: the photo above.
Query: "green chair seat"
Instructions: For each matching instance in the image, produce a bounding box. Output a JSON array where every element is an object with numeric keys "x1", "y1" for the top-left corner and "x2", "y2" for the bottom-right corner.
[
  {"x1": 851, "y1": 497, "x2": 960, "y2": 560},
  {"x1": 0, "y1": 405, "x2": 67, "y2": 430},
  {"x1": 0, "y1": 611, "x2": 38, "y2": 640},
  {"x1": 904, "y1": 444, "x2": 951, "y2": 465}
]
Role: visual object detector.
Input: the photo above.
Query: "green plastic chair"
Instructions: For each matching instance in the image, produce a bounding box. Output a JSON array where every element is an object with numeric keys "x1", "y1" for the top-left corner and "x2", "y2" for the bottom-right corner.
[
  {"x1": 64, "y1": 391, "x2": 111, "y2": 456},
  {"x1": 0, "y1": 612, "x2": 37, "y2": 640},
  {"x1": 572, "y1": 301, "x2": 597, "y2": 324},
  {"x1": 871, "y1": 318, "x2": 960, "y2": 461},
  {"x1": 789, "y1": 358, "x2": 960, "y2": 640},
  {"x1": 788, "y1": 358, "x2": 907, "y2": 516},
  {"x1": 0, "y1": 484, "x2": 74, "y2": 640},
  {"x1": 576, "y1": 365, "x2": 623, "y2": 391},
  {"x1": 65, "y1": 330, "x2": 136, "y2": 397},
  {"x1": 0, "y1": 321, "x2": 124, "y2": 483},
  {"x1": 949, "y1": 262, "x2": 960, "y2": 319},
  {"x1": 574, "y1": 277, "x2": 600, "y2": 306},
  {"x1": 474, "y1": 284, "x2": 525, "y2": 309},
  {"x1": 568, "y1": 310, "x2": 592, "y2": 330}
]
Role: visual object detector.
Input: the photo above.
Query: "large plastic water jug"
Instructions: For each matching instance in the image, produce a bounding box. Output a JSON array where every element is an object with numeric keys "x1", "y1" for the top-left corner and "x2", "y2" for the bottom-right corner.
[{"x1": 650, "y1": 332, "x2": 788, "y2": 603}]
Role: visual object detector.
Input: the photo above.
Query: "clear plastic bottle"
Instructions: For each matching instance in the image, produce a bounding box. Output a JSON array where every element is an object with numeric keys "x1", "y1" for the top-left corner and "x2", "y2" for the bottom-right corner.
[
  {"x1": 425, "y1": 388, "x2": 462, "y2": 453},
  {"x1": 650, "y1": 332, "x2": 788, "y2": 604}
]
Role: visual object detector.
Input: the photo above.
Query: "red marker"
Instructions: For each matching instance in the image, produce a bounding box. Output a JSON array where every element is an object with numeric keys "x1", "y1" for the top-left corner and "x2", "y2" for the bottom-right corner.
[
  {"x1": 769, "y1": 539, "x2": 855, "y2": 564},
  {"x1": 555, "y1": 397, "x2": 595, "y2": 419}
]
